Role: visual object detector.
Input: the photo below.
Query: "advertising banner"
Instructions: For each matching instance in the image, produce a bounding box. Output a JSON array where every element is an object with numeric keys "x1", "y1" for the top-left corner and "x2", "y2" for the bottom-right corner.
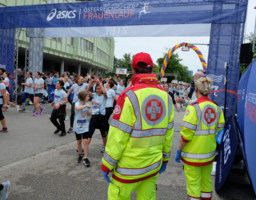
[
  {"x1": 116, "y1": 68, "x2": 127, "y2": 75},
  {"x1": 0, "y1": 1, "x2": 247, "y2": 30},
  {"x1": 215, "y1": 115, "x2": 238, "y2": 191},
  {"x1": 243, "y1": 60, "x2": 256, "y2": 195}
]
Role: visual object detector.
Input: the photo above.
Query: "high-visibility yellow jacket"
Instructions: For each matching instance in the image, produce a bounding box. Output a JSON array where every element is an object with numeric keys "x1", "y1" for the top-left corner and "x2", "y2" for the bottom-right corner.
[
  {"x1": 180, "y1": 96, "x2": 225, "y2": 166},
  {"x1": 101, "y1": 74, "x2": 174, "y2": 183}
]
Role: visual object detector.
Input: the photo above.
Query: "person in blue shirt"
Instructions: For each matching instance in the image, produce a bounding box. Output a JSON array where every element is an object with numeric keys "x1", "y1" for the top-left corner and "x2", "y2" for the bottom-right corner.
[
  {"x1": 105, "y1": 80, "x2": 118, "y2": 135},
  {"x1": 73, "y1": 91, "x2": 92, "y2": 166},
  {"x1": 33, "y1": 72, "x2": 45, "y2": 117},
  {"x1": 86, "y1": 77, "x2": 108, "y2": 153},
  {"x1": 20, "y1": 71, "x2": 34, "y2": 112},
  {"x1": 115, "y1": 79, "x2": 126, "y2": 98},
  {"x1": 50, "y1": 80, "x2": 68, "y2": 137},
  {"x1": 0, "y1": 75, "x2": 8, "y2": 133},
  {"x1": 66, "y1": 76, "x2": 88, "y2": 133}
]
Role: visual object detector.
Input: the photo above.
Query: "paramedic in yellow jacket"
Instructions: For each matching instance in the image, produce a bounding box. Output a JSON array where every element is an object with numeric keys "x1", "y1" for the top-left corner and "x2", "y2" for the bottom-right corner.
[
  {"x1": 175, "y1": 77, "x2": 225, "y2": 200},
  {"x1": 101, "y1": 52, "x2": 175, "y2": 200}
]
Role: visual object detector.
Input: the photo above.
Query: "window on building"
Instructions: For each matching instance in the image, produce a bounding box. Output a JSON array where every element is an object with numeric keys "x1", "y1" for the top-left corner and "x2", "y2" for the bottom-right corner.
[
  {"x1": 52, "y1": 37, "x2": 57, "y2": 41},
  {"x1": 58, "y1": 38, "x2": 62, "y2": 43},
  {"x1": 97, "y1": 48, "x2": 110, "y2": 62},
  {"x1": 67, "y1": 37, "x2": 74, "y2": 46}
]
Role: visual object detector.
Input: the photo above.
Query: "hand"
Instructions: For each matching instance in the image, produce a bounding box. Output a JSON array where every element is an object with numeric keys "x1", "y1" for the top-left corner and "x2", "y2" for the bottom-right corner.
[
  {"x1": 126, "y1": 73, "x2": 129, "y2": 77},
  {"x1": 51, "y1": 102, "x2": 55, "y2": 107},
  {"x1": 175, "y1": 149, "x2": 182, "y2": 163},
  {"x1": 187, "y1": 97, "x2": 190, "y2": 100},
  {"x1": 176, "y1": 108, "x2": 180, "y2": 113},
  {"x1": 3, "y1": 104, "x2": 8, "y2": 109},
  {"x1": 86, "y1": 111, "x2": 91, "y2": 116},
  {"x1": 86, "y1": 104, "x2": 91, "y2": 108},
  {"x1": 159, "y1": 163, "x2": 167, "y2": 174},
  {"x1": 87, "y1": 73, "x2": 91, "y2": 78},
  {"x1": 109, "y1": 76, "x2": 112, "y2": 79},
  {"x1": 102, "y1": 171, "x2": 111, "y2": 183},
  {"x1": 21, "y1": 83, "x2": 25, "y2": 85},
  {"x1": 55, "y1": 104, "x2": 60, "y2": 110}
]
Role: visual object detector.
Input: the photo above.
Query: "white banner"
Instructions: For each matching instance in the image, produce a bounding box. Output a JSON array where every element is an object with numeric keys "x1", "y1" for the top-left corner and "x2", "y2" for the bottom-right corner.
[
  {"x1": 161, "y1": 78, "x2": 167, "y2": 82},
  {"x1": 44, "y1": 24, "x2": 211, "y2": 38},
  {"x1": 116, "y1": 68, "x2": 127, "y2": 75}
]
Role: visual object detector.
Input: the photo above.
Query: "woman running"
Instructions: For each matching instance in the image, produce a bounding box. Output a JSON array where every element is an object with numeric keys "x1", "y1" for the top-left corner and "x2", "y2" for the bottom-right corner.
[
  {"x1": 19, "y1": 72, "x2": 34, "y2": 112},
  {"x1": 33, "y1": 72, "x2": 45, "y2": 117},
  {"x1": 66, "y1": 76, "x2": 88, "y2": 133},
  {"x1": 63, "y1": 76, "x2": 70, "y2": 120},
  {"x1": 73, "y1": 91, "x2": 91, "y2": 166},
  {"x1": 86, "y1": 78, "x2": 108, "y2": 153},
  {"x1": 2, "y1": 71, "x2": 18, "y2": 111},
  {"x1": 105, "y1": 80, "x2": 117, "y2": 135},
  {"x1": 50, "y1": 80, "x2": 68, "y2": 137},
  {"x1": 0, "y1": 75, "x2": 8, "y2": 133}
]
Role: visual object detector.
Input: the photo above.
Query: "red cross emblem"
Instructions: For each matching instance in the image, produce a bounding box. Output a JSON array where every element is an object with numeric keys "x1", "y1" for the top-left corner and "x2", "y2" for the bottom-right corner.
[
  {"x1": 145, "y1": 99, "x2": 164, "y2": 122},
  {"x1": 204, "y1": 108, "x2": 216, "y2": 124},
  {"x1": 114, "y1": 105, "x2": 121, "y2": 115}
]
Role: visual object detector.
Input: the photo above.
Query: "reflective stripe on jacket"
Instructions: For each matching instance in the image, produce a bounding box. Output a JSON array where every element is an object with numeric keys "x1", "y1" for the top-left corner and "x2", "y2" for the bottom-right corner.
[
  {"x1": 101, "y1": 73, "x2": 174, "y2": 183},
  {"x1": 180, "y1": 96, "x2": 225, "y2": 166}
]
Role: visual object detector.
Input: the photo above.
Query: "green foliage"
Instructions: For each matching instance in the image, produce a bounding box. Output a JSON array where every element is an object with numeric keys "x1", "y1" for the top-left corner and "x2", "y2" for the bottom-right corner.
[
  {"x1": 240, "y1": 32, "x2": 256, "y2": 74},
  {"x1": 157, "y1": 53, "x2": 193, "y2": 83}
]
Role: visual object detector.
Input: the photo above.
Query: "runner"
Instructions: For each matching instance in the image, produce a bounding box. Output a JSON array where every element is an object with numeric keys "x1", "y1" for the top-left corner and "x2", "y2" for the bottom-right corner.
[
  {"x1": 33, "y1": 72, "x2": 45, "y2": 117},
  {"x1": 105, "y1": 80, "x2": 117, "y2": 135},
  {"x1": 66, "y1": 76, "x2": 88, "y2": 133},
  {"x1": 0, "y1": 75, "x2": 8, "y2": 133},
  {"x1": 86, "y1": 78, "x2": 108, "y2": 153},
  {"x1": 19, "y1": 72, "x2": 34, "y2": 112},
  {"x1": 63, "y1": 76, "x2": 70, "y2": 121},
  {"x1": 50, "y1": 80, "x2": 68, "y2": 137},
  {"x1": 115, "y1": 79, "x2": 126, "y2": 99},
  {"x1": 73, "y1": 91, "x2": 91, "y2": 166},
  {"x1": 163, "y1": 83, "x2": 179, "y2": 112}
]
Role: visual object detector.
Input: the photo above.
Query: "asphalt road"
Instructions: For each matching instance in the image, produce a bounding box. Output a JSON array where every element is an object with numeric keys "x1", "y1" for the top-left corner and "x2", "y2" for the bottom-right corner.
[{"x1": 0, "y1": 104, "x2": 255, "y2": 200}]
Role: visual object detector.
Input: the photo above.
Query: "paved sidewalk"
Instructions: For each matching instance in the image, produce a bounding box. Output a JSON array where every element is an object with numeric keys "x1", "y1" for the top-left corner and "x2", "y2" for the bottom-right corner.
[{"x1": 0, "y1": 104, "x2": 254, "y2": 199}]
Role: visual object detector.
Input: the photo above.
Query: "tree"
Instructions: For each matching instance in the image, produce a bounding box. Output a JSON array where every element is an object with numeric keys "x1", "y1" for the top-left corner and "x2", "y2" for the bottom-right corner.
[
  {"x1": 240, "y1": 32, "x2": 256, "y2": 74},
  {"x1": 156, "y1": 53, "x2": 193, "y2": 83}
]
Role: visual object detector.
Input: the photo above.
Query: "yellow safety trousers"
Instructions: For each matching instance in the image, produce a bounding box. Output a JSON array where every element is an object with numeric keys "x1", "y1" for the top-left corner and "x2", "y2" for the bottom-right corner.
[
  {"x1": 184, "y1": 163, "x2": 213, "y2": 199},
  {"x1": 108, "y1": 174, "x2": 159, "y2": 200}
]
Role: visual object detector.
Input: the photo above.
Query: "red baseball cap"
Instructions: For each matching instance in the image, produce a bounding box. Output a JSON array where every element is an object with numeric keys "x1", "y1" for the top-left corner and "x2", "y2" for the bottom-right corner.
[{"x1": 132, "y1": 52, "x2": 154, "y2": 69}]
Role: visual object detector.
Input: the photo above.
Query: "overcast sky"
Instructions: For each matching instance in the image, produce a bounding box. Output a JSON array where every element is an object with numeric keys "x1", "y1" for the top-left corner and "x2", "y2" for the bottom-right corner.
[{"x1": 114, "y1": 0, "x2": 255, "y2": 75}]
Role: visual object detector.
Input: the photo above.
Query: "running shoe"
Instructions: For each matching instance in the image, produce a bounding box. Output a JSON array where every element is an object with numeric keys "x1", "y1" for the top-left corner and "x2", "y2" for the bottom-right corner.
[
  {"x1": 33, "y1": 112, "x2": 40, "y2": 117},
  {"x1": 67, "y1": 128, "x2": 74, "y2": 133},
  {"x1": 0, "y1": 181, "x2": 11, "y2": 200},
  {"x1": 19, "y1": 108, "x2": 26, "y2": 112},
  {"x1": 77, "y1": 155, "x2": 83, "y2": 163},
  {"x1": 16, "y1": 105, "x2": 19, "y2": 111},
  {"x1": 40, "y1": 107, "x2": 45, "y2": 114},
  {"x1": 101, "y1": 146, "x2": 105, "y2": 153},
  {"x1": 54, "y1": 129, "x2": 60, "y2": 134},
  {"x1": 59, "y1": 132, "x2": 66, "y2": 137},
  {"x1": 65, "y1": 115, "x2": 69, "y2": 121},
  {"x1": 0, "y1": 128, "x2": 8, "y2": 133},
  {"x1": 83, "y1": 158, "x2": 90, "y2": 167}
]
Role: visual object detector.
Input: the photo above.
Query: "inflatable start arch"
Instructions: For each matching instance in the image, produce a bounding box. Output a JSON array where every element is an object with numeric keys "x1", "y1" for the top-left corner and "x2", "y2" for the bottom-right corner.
[{"x1": 160, "y1": 42, "x2": 207, "y2": 78}]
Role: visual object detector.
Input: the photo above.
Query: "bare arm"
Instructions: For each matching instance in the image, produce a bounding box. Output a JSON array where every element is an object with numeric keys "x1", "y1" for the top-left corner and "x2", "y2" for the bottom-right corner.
[
  {"x1": 178, "y1": 140, "x2": 187, "y2": 151},
  {"x1": 76, "y1": 104, "x2": 91, "y2": 111},
  {"x1": 66, "y1": 88, "x2": 73, "y2": 98},
  {"x1": 86, "y1": 83, "x2": 94, "y2": 97}
]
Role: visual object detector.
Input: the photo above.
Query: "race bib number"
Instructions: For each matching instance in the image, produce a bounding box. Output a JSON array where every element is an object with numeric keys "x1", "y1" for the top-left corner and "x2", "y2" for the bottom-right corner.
[
  {"x1": 92, "y1": 105, "x2": 100, "y2": 115},
  {"x1": 76, "y1": 120, "x2": 87, "y2": 131}
]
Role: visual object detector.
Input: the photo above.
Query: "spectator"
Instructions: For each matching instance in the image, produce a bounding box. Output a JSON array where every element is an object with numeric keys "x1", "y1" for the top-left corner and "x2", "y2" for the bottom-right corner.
[{"x1": 17, "y1": 67, "x2": 26, "y2": 92}]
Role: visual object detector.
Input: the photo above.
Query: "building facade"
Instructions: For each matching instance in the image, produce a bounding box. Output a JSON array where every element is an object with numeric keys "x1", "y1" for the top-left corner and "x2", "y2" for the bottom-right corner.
[{"x1": 0, "y1": 0, "x2": 115, "y2": 77}]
